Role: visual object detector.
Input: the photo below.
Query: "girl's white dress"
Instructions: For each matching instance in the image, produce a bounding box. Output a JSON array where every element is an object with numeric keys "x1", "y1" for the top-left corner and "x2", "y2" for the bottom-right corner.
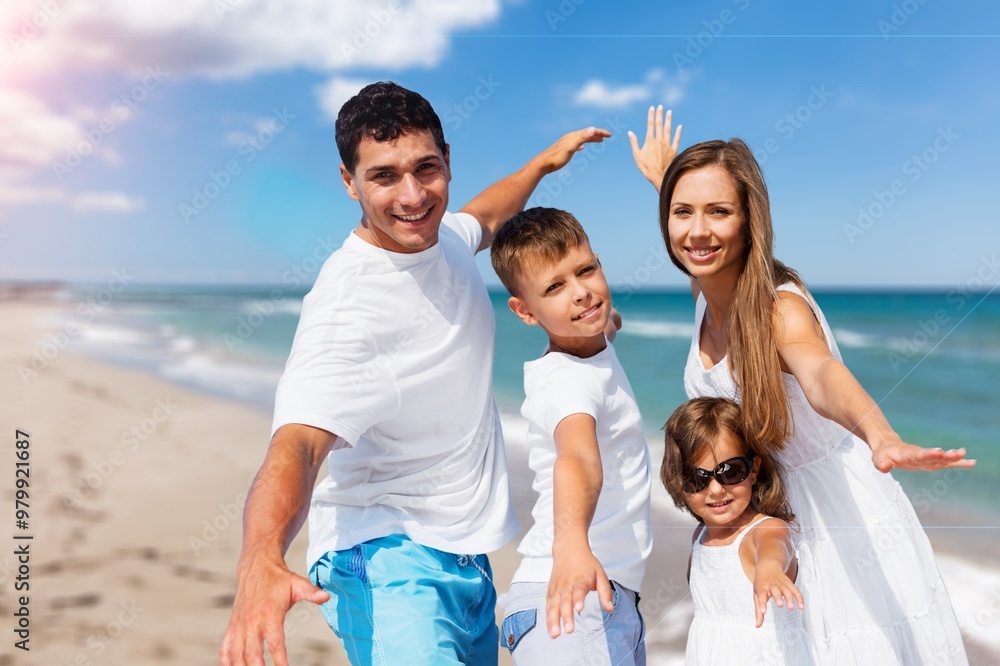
[
  {"x1": 687, "y1": 515, "x2": 817, "y2": 665},
  {"x1": 683, "y1": 283, "x2": 968, "y2": 665}
]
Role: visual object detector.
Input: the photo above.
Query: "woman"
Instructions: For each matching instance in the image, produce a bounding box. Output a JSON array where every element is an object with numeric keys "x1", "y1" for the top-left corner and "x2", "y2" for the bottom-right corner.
[{"x1": 631, "y1": 107, "x2": 973, "y2": 664}]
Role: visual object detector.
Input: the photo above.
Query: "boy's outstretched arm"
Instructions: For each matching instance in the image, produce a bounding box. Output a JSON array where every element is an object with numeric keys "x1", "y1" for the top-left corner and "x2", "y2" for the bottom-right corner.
[
  {"x1": 746, "y1": 519, "x2": 803, "y2": 628},
  {"x1": 460, "y1": 127, "x2": 611, "y2": 253},
  {"x1": 546, "y1": 413, "x2": 613, "y2": 638},
  {"x1": 628, "y1": 105, "x2": 682, "y2": 193}
]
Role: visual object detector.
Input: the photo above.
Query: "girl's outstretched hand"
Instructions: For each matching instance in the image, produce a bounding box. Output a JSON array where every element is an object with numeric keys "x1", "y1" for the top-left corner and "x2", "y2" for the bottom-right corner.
[
  {"x1": 871, "y1": 440, "x2": 976, "y2": 473},
  {"x1": 752, "y1": 563, "x2": 804, "y2": 629},
  {"x1": 628, "y1": 105, "x2": 682, "y2": 193}
]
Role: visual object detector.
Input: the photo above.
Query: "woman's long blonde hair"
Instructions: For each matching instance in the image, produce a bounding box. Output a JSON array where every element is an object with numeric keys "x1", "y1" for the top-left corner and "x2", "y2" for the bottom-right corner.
[{"x1": 659, "y1": 139, "x2": 803, "y2": 452}]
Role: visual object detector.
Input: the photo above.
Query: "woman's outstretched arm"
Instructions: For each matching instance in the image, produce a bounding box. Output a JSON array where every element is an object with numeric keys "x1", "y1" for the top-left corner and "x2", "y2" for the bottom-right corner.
[{"x1": 773, "y1": 291, "x2": 976, "y2": 473}]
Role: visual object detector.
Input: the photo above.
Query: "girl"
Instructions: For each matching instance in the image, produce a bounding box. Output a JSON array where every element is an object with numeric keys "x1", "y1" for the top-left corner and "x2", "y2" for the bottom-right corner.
[
  {"x1": 630, "y1": 109, "x2": 973, "y2": 664},
  {"x1": 663, "y1": 397, "x2": 815, "y2": 665}
]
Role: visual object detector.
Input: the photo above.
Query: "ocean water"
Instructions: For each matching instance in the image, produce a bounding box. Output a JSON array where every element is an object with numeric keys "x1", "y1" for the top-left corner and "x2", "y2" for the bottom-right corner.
[{"x1": 62, "y1": 285, "x2": 1000, "y2": 519}]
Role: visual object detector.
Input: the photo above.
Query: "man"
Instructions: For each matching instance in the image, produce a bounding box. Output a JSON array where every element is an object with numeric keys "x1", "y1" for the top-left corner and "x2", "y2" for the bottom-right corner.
[{"x1": 219, "y1": 81, "x2": 609, "y2": 666}]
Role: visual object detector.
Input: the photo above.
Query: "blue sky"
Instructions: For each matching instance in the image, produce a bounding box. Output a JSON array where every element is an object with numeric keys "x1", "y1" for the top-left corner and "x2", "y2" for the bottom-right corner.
[{"x1": 1, "y1": 0, "x2": 998, "y2": 288}]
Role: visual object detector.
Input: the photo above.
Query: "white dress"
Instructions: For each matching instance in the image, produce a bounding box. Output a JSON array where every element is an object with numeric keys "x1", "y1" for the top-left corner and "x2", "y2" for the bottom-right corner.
[
  {"x1": 687, "y1": 515, "x2": 817, "y2": 665},
  {"x1": 683, "y1": 283, "x2": 968, "y2": 665}
]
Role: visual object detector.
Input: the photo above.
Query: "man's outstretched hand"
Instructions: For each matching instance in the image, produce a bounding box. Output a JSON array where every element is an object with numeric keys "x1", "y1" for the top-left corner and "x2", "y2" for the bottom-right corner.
[
  {"x1": 532, "y1": 126, "x2": 612, "y2": 175},
  {"x1": 220, "y1": 552, "x2": 330, "y2": 666}
]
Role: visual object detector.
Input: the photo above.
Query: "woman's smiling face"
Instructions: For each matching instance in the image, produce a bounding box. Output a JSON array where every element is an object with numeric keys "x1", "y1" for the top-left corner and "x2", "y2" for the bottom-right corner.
[{"x1": 666, "y1": 166, "x2": 746, "y2": 283}]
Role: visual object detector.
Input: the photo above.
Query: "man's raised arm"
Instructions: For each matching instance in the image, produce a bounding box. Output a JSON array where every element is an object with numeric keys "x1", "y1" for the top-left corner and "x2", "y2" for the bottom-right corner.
[
  {"x1": 461, "y1": 127, "x2": 611, "y2": 253},
  {"x1": 219, "y1": 424, "x2": 336, "y2": 666}
]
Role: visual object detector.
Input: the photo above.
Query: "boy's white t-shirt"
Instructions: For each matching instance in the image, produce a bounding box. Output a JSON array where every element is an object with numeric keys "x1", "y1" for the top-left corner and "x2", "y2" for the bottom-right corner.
[
  {"x1": 512, "y1": 343, "x2": 652, "y2": 592},
  {"x1": 272, "y1": 212, "x2": 518, "y2": 565}
]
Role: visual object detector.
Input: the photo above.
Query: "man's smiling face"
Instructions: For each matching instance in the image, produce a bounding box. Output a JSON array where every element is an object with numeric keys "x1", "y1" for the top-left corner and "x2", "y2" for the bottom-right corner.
[{"x1": 340, "y1": 129, "x2": 451, "y2": 253}]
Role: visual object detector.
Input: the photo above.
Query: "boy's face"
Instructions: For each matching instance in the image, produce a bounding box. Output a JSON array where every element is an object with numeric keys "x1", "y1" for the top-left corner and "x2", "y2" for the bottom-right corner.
[
  {"x1": 340, "y1": 129, "x2": 451, "y2": 254},
  {"x1": 508, "y1": 241, "x2": 611, "y2": 354}
]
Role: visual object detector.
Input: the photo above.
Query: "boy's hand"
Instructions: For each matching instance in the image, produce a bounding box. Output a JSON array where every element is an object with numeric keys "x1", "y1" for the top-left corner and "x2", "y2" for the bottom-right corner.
[
  {"x1": 546, "y1": 544, "x2": 614, "y2": 638},
  {"x1": 628, "y1": 105, "x2": 682, "y2": 193},
  {"x1": 751, "y1": 561, "x2": 804, "y2": 629},
  {"x1": 531, "y1": 127, "x2": 612, "y2": 176}
]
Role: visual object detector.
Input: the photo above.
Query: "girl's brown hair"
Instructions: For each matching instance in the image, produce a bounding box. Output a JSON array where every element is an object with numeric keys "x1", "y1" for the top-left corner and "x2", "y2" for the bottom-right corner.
[
  {"x1": 662, "y1": 397, "x2": 794, "y2": 523},
  {"x1": 658, "y1": 139, "x2": 803, "y2": 452}
]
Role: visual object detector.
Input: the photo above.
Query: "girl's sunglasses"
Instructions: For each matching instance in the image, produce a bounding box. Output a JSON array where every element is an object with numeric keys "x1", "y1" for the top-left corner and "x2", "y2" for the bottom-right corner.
[{"x1": 682, "y1": 456, "x2": 755, "y2": 493}]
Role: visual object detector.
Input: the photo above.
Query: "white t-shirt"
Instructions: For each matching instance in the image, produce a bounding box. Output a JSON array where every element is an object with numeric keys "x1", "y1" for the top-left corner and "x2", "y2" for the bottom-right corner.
[
  {"x1": 272, "y1": 212, "x2": 518, "y2": 565},
  {"x1": 512, "y1": 343, "x2": 652, "y2": 592}
]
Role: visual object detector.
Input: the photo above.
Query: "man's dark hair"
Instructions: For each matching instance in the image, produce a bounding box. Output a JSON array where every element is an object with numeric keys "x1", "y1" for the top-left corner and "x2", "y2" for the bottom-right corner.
[{"x1": 335, "y1": 81, "x2": 447, "y2": 173}]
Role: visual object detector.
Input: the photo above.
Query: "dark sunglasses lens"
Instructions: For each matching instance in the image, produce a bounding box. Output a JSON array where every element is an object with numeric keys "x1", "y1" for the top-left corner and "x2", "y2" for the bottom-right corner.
[
  {"x1": 682, "y1": 468, "x2": 709, "y2": 493},
  {"x1": 718, "y1": 458, "x2": 751, "y2": 484}
]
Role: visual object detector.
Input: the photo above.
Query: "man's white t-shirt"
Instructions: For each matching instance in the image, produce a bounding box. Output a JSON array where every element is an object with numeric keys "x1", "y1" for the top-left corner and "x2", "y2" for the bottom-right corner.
[
  {"x1": 512, "y1": 343, "x2": 652, "y2": 592},
  {"x1": 272, "y1": 212, "x2": 518, "y2": 565}
]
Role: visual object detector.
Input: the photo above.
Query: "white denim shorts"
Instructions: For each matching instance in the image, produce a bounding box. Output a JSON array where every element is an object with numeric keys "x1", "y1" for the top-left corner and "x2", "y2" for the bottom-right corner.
[{"x1": 498, "y1": 580, "x2": 646, "y2": 666}]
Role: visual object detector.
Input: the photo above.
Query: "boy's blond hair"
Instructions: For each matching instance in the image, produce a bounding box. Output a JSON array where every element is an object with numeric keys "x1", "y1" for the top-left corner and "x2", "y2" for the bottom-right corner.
[{"x1": 490, "y1": 207, "x2": 589, "y2": 296}]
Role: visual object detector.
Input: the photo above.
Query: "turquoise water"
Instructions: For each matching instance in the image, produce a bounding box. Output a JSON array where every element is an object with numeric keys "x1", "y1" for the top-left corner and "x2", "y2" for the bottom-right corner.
[{"x1": 68, "y1": 285, "x2": 1000, "y2": 516}]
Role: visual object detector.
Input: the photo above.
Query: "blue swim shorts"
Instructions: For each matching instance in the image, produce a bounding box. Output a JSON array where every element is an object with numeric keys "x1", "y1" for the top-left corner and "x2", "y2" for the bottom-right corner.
[{"x1": 309, "y1": 533, "x2": 499, "y2": 666}]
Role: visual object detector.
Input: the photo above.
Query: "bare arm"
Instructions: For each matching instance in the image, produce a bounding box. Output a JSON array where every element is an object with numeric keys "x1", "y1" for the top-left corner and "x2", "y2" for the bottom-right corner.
[
  {"x1": 743, "y1": 519, "x2": 803, "y2": 628},
  {"x1": 546, "y1": 413, "x2": 613, "y2": 638},
  {"x1": 220, "y1": 424, "x2": 337, "y2": 666},
  {"x1": 460, "y1": 127, "x2": 611, "y2": 253},
  {"x1": 774, "y1": 292, "x2": 975, "y2": 473}
]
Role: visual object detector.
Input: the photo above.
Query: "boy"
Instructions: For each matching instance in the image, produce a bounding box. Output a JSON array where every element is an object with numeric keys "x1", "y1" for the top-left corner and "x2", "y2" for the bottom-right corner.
[{"x1": 490, "y1": 208, "x2": 652, "y2": 665}]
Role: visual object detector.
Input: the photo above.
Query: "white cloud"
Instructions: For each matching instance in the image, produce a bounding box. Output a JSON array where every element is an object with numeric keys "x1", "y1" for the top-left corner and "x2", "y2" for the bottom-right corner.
[
  {"x1": 573, "y1": 80, "x2": 651, "y2": 109},
  {"x1": 0, "y1": 0, "x2": 506, "y2": 211},
  {"x1": 571, "y1": 69, "x2": 691, "y2": 109},
  {"x1": 315, "y1": 76, "x2": 370, "y2": 123},
  {"x1": 71, "y1": 192, "x2": 146, "y2": 213},
  {"x1": 0, "y1": 88, "x2": 84, "y2": 170},
  {"x1": 0, "y1": 182, "x2": 145, "y2": 213},
  {"x1": 2, "y1": 0, "x2": 502, "y2": 80}
]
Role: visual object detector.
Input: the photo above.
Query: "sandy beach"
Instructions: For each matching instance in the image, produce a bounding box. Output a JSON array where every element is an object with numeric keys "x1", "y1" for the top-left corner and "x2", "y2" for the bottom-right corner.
[{"x1": 1, "y1": 298, "x2": 997, "y2": 665}]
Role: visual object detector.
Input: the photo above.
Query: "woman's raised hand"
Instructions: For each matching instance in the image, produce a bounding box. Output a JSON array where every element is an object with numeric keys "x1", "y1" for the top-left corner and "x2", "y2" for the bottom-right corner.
[{"x1": 628, "y1": 105, "x2": 682, "y2": 193}]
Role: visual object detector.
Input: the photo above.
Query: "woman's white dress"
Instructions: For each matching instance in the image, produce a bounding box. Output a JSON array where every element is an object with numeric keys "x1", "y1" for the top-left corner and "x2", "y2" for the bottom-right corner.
[
  {"x1": 683, "y1": 283, "x2": 968, "y2": 664},
  {"x1": 687, "y1": 515, "x2": 817, "y2": 665}
]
